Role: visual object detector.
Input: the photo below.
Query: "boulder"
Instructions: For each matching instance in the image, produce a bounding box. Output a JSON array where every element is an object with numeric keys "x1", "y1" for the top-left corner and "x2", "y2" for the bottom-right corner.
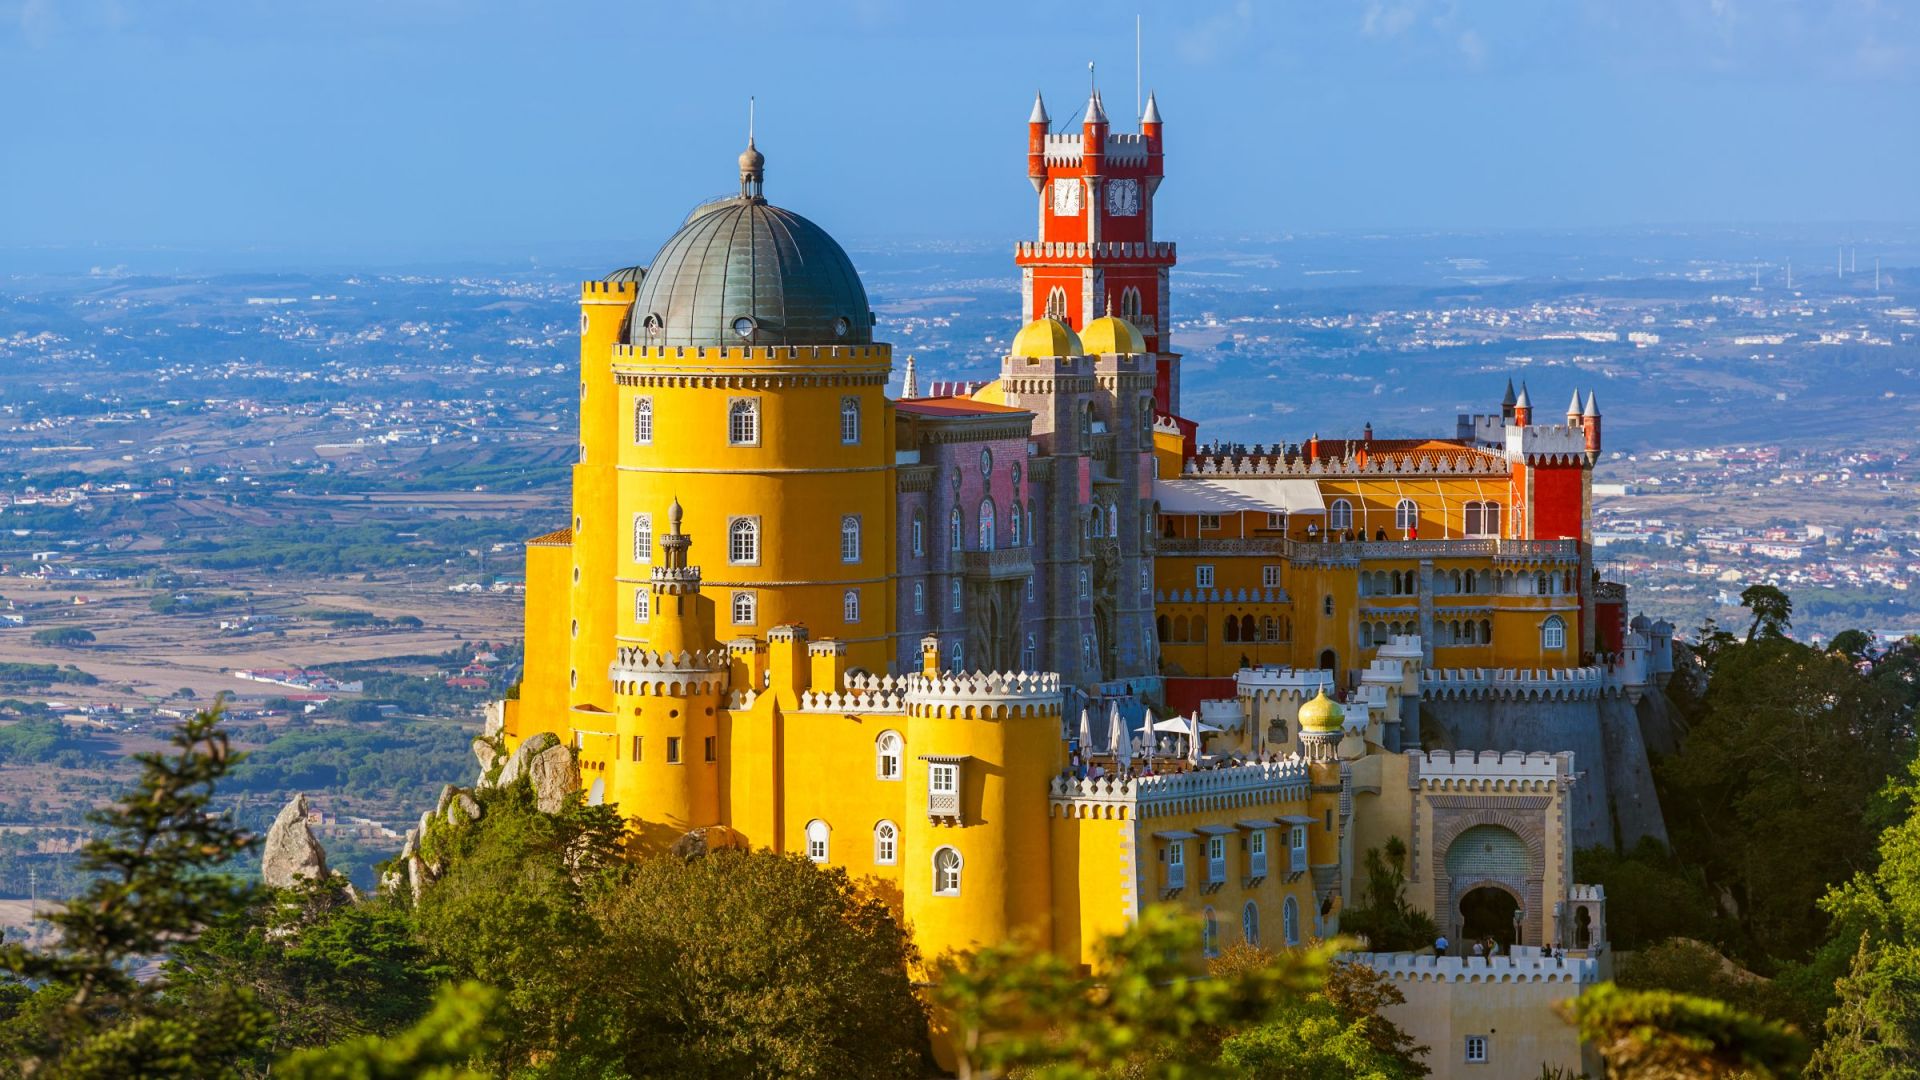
[
  {"x1": 261, "y1": 793, "x2": 330, "y2": 889},
  {"x1": 497, "y1": 731, "x2": 579, "y2": 813},
  {"x1": 448, "y1": 790, "x2": 482, "y2": 824},
  {"x1": 472, "y1": 735, "x2": 501, "y2": 782}
]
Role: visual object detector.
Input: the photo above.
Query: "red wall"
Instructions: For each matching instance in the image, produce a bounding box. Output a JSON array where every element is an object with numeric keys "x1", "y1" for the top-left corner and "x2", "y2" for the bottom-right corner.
[{"x1": 1529, "y1": 464, "x2": 1585, "y2": 540}]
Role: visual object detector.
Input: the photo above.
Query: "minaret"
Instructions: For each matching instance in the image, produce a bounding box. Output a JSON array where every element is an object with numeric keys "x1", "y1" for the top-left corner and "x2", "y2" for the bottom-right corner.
[
  {"x1": 902, "y1": 354, "x2": 919, "y2": 398},
  {"x1": 648, "y1": 496, "x2": 711, "y2": 656}
]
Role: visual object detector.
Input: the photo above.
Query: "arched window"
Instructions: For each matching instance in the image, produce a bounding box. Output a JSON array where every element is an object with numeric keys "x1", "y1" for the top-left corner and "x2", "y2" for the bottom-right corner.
[
  {"x1": 731, "y1": 591, "x2": 756, "y2": 625},
  {"x1": 1078, "y1": 570, "x2": 1090, "y2": 599},
  {"x1": 1045, "y1": 287, "x2": 1069, "y2": 323},
  {"x1": 1195, "y1": 617, "x2": 1207, "y2": 643},
  {"x1": 1240, "y1": 614, "x2": 1257, "y2": 642},
  {"x1": 1173, "y1": 615, "x2": 1189, "y2": 642},
  {"x1": 912, "y1": 581, "x2": 924, "y2": 615},
  {"x1": 1283, "y1": 896, "x2": 1301, "y2": 946},
  {"x1": 1202, "y1": 907, "x2": 1219, "y2": 958},
  {"x1": 843, "y1": 588, "x2": 861, "y2": 623},
  {"x1": 728, "y1": 398, "x2": 759, "y2": 446},
  {"x1": 873, "y1": 820, "x2": 897, "y2": 865},
  {"x1": 728, "y1": 517, "x2": 758, "y2": 564},
  {"x1": 1106, "y1": 503, "x2": 1119, "y2": 538},
  {"x1": 633, "y1": 397, "x2": 652, "y2": 444},
  {"x1": 1482, "y1": 502, "x2": 1501, "y2": 537},
  {"x1": 805, "y1": 819, "x2": 830, "y2": 863},
  {"x1": 634, "y1": 588, "x2": 649, "y2": 622},
  {"x1": 1395, "y1": 498, "x2": 1418, "y2": 531},
  {"x1": 933, "y1": 846, "x2": 963, "y2": 895},
  {"x1": 633, "y1": 512, "x2": 652, "y2": 563},
  {"x1": 1080, "y1": 403, "x2": 1094, "y2": 449},
  {"x1": 979, "y1": 499, "x2": 996, "y2": 551},
  {"x1": 1390, "y1": 570, "x2": 1404, "y2": 595},
  {"x1": 876, "y1": 731, "x2": 902, "y2": 779},
  {"x1": 841, "y1": 515, "x2": 862, "y2": 563},
  {"x1": 840, "y1": 396, "x2": 861, "y2": 445},
  {"x1": 1328, "y1": 499, "x2": 1353, "y2": 531},
  {"x1": 911, "y1": 510, "x2": 925, "y2": 557},
  {"x1": 1224, "y1": 616, "x2": 1240, "y2": 643},
  {"x1": 1026, "y1": 500, "x2": 1035, "y2": 546},
  {"x1": 1120, "y1": 286, "x2": 1143, "y2": 326},
  {"x1": 1541, "y1": 615, "x2": 1566, "y2": 652},
  {"x1": 1090, "y1": 507, "x2": 1103, "y2": 538},
  {"x1": 1156, "y1": 615, "x2": 1170, "y2": 642},
  {"x1": 1322, "y1": 594, "x2": 1335, "y2": 617},
  {"x1": 1242, "y1": 901, "x2": 1261, "y2": 945},
  {"x1": 1480, "y1": 619, "x2": 1493, "y2": 644},
  {"x1": 1009, "y1": 503, "x2": 1021, "y2": 546},
  {"x1": 1464, "y1": 569, "x2": 1477, "y2": 593},
  {"x1": 1535, "y1": 571, "x2": 1550, "y2": 596},
  {"x1": 950, "y1": 507, "x2": 964, "y2": 551}
]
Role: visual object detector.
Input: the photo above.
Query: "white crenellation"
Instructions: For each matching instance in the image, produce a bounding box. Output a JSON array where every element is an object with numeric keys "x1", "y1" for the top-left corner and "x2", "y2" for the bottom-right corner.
[
  {"x1": 1050, "y1": 758, "x2": 1314, "y2": 820},
  {"x1": 1345, "y1": 948, "x2": 1601, "y2": 985},
  {"x1": 1412, "y1": 749, "x2": 1573, "y2": 789},
  {"x1": 1422, "y1": 666, "x2": 1606, "y2": 702},
  {"x1": 900, "y1": 669, "x2": 1063, "y2": 719},
  {"x1": 1182, "y1": 449, "x2": 1507, "y2": 478}
]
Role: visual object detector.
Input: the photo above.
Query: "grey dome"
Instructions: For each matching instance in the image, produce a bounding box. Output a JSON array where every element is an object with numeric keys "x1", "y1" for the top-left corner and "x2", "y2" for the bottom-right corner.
[{"x1": 626, "y1": 196, "x2": 874, "y2": 348}]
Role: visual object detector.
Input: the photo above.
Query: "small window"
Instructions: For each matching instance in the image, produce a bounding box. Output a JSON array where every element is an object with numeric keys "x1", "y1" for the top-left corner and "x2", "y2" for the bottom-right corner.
[
  {"x1": 630, "y1": 735, "x2": 642, "y2": 761},
  {"x1": 731, "y1": 590, "x2": 756, "y2": 625},
  {"x1": 930, "y1": 762, "x2": 957, "y2": 794},
  {"x1": 666, "y1": 737, "x2": 682, "y2": 764},
  {"x1": 1009, "y1": 505, "x2": 1021, "y2": 546},
  {"x1": 805, "y1": 819, "x2": 830, "y2": 863},
  {"x1": 979, "y1": 499, "x2": 996, "y2": 551},
  {"x1": 1283, "y1": 896, "x2": 1301, "y2": 946},
  {"x1": 1026, "y1": 575, "x2": 1035, "y2": 602},
  {"x1": 874, "y1": 820, "x2": 898, "y2": 865},
  {"x1": 728, "y1": 517, "x2": 759, "y2": 565},
  {"x1": 933, "y1": 846, "x2": 962, "y2": 895},
  {"x1": 950, "y1": 507, "x2": 964, "y2": 551},
  {"x1": 912, "y1": 581, "x2": 925, "y2": 615},
  {"x1": 1265, "y1": 511, "x2": 1287, "y2": 530},
  {"x1": 732, "y1": 315, "x2": 757, "y2": 339},
  {"x1": 634, "y1": 589, "x2": 649, "y2": 622},
  {"x1": 841, "y1": 515, "x2": 862, "y2": 563},
  {"x1": 1199, "y1": 513, "x2": 1221, "y2": 531},
  {"x1": 703, "y1": 735, "x2": 716, "y2": 763},
  {"x1": 1078, "y1": 570, "x2": 1090, "y2": 599},
  {"x1": 911, "y1": 511, "x2": 925, "y2": 557},
  {"x1": 1242, "y1": 901, "x2": 1260, "y2": 946},
  {"x1": 1395, "y1": 498, "x2": 1417, "y2": 531},
  {"x1": 728, "y1": 397, "x2": 759, "y2": 445},
  {"x1": 1202, "y1": 907, "x2": 1219, "y2": 958},
  {"x1": 633, "y1": 512, "x2": 652, "y2": 563},
  {"x1": 840, "y1": 396, "x2": 861, "y2": 445},
  {"x1": 1323, "y1": 594, "x2": 1335, "y2": 617},
  {"x1": 876, "y1": 731, "x2": 903, "y2": 780},
  {"x1": 1207, "y1": 835, "x2": 1227, "y2": 884},
  {"x1": 1329, "y1": 499, "x2": 1353, "y2": 531},
  {"x1": 1045, "y1": 286, "x2": 1069, "y2": 322},
  {"x1": 843, "y1": 588, "x2": 861, "y2": 623},
  {"x1": 1195, "y1": 565, "x2": 1215, "y2": 589},
  {"x1": 948, "y1": 642, "x2": 964, "y2": 670},
  {"x1": 633, "y1": 397, "x2": 653, "y2": 444},
  {"x1": 1542, "y1": 615, "x2": 1566, "y2": 652},
  {"x1": 951, "y1": 579, "x2": 963, "y2": 613},
  {"x1": 1262, "y1": 564, "x2": 1281, "y2": 588},
  {"x1": 1464, "y1": 1035, "x2": 1488, "y2": 1064}
]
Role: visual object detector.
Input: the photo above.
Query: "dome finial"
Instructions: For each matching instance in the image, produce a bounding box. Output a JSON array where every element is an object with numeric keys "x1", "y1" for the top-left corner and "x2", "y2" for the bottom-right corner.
[
  {"x1": 669, "y1": 495, "x2": 684, "y2": 534},
  {"x1": 739, "y1": 97, "x2": 765, "y2": 200}
]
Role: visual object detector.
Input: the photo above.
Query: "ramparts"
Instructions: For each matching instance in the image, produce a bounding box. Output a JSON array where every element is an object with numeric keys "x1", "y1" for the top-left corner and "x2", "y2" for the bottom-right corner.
[{"x1": 1050, "y1": 757, "x2": 1313, "y2": 820}]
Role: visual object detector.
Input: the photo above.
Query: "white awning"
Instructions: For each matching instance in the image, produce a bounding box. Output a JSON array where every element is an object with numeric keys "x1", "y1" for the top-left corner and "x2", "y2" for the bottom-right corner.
[
  {"x1": 1196, "y1": 824, "x2": 1238, "y2": 835},
  {"x1": 1152, "y1": 477, "x2": 1326, "y2": 515},
  {"x1": 1153, "y1": 829, "x2": 1199, "y2": 841},
  {"x1": 1278, "y1": 814, "x2": 1318, "y2": 825},
  {"x1": 1236, "y1": 819, "x2": 1281, "y2": 830}
]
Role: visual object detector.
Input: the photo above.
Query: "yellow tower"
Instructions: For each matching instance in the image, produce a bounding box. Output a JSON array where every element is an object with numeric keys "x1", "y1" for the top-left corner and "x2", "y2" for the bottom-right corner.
[{"x1": 609, "y1": 141, "x2": 896, "y2": 673}]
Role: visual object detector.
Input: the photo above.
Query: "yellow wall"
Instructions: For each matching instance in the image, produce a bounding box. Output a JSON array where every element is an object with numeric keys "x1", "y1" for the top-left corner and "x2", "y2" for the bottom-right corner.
[{"x1": 513, "y1": 537, "x2": 575, "y2": 743}]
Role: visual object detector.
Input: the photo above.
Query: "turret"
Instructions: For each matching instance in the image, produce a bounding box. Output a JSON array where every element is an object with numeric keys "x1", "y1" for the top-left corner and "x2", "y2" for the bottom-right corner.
[
  {"x1": 1500, "y1": 378, "x2": 1517, "y2": 422},
  {"x1": 1141, "y1": 91, "x2": 1163, "y2": 176},
  {"x1": 1566, "y1": 389, "x2": 1583, "y2": 428},
  {"x1": 647, "y1": 497, "x2": 711, "y2": 656},
  {"x1": 1583, "y1": 392, "x2": 1602, "y2": 459},
  {"x1": 1513, "y1": 382, "x2": 1533, "y2": 426},
  {"x1": 1027, "y1": 91, "x2": 1049, "y2": 193}
]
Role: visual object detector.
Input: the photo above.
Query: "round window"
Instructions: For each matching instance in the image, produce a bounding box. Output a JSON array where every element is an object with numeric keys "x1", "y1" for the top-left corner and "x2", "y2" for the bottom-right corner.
[
  {"x1": 642, "y1": 313, "x2": 663, "y2": 336},
  {"x1": 731, "y1": 316, "x2": 756, "y2": 338},
  {"x1": 833, "y1": 316, "x2": 851, "y2": 337},
  {"x1": 979, "y1": 448, "x2": 993, "y2": 475},
  {"x1": 949, "y1": 470, "x2": 962, "y2": 492}
]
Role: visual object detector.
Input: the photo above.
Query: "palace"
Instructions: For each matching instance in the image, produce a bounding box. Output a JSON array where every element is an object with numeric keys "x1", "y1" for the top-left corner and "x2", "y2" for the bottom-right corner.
[{"x1": 492, "y1": 87, "x2": 1677, "y2": 1078}]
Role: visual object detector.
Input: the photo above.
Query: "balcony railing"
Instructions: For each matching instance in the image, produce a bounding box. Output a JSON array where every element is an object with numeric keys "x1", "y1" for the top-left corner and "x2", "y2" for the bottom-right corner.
[
  {"x1": 1250, "y1": 850, "x2": 1268, "y2": 878},
  {"x1": 960, "y1": 547, "x2": 1035, "y2": 581},
  {"x1": 1290, "y1": 844, "x2": 1308, "y2": 875},
  {"x1": 1207, "y1": 858, "x2": 1227, "y2": 887},
  {"x1": 1166, "y1": 861, "x2": 1186, "y2": 890},
  {"x1": 927, "y1": 787, "x2": 961, "y2": 820}
]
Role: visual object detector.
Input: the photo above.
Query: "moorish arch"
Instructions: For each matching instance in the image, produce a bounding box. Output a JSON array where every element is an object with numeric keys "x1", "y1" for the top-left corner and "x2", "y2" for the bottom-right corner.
[{"x1": 1431, "y1": 813, "x2": 1548, "y2": 946}]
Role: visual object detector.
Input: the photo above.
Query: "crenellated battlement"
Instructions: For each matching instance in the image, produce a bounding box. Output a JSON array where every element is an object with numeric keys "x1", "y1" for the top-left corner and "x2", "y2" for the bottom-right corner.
[
  {"x1": 610, "y1": 646, "x2": 730, "y2": 697},
  {"x1": 1568, "y1": 883, "x2": 1606, "y2": 903},
  {"x1": 1422, "y1": 666, "x2": 1606, "y2": 702},
  {"x1": 1014, "y1": 239, "x2": 1177, "y2": 262},
  {"x1": 1236, "y1": 665, "x2": 1337, "y2": 700},
  {"x1": 1346, "y1": 949, "x2": 1600, "y2": 985},
  {"x1": 580, "y1": 280, "x2": 638, "y2": 298},
  {"x1": 610, "y1": 343, "x2": 891, "y2": 365},
  {"x1": 1412, "y1": 749, "x2": 1573, "y2": 789},
  {"x1": 1153, "y1": 586, "x2": 1291, "y2": 605},
  {"x1": 901, "y1": 670, "x2": 1063, "y2": 720},
  {"x1": 794, "y1": 688, "x2": 906, "y2": 714},
  {"x1": 1050, "y1": 757, "x2": 1314, "y2": 819},
  {"x1": 1184, "y1": 448, "x2": 1507, "y2": 478}
]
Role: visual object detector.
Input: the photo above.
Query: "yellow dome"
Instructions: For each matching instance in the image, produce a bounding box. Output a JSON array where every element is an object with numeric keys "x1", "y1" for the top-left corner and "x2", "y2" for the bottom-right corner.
[
  {"x1": 1010, "y1": 318, "x2": 1082, "y2": 358},
  {"x1": 1298, "y1": 689, "x2": 1343, "y2": 733},
  {"x1": 1080, "y1": 315, "x2": 1146, "y2": 355}
]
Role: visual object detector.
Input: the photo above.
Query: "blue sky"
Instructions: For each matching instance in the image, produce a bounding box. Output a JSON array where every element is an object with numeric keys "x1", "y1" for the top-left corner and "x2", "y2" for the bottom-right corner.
[{"x1": 2, "y1": 0, "x2": 1915, "y2": 264}]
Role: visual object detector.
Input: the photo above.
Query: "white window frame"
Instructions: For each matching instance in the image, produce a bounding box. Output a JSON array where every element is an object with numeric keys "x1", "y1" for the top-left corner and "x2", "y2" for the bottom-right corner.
[
  {"x1": 1265, "y1": 511, "x2": 1287, "y2": 530},
  {"x1": 1290, "y1": 826, "x2": 1307, "y2": 873},
  {"x1": 804, "y1": 819, "x2": 830, "y2": 863},
  {"x1": 933, "y1": 846, "x2": 963, "y2": 895},
  {"x1": 1198, "y1": 513, "x2": 1221, "y2": 531},
  {"x1": 840, "y1": 395, "x2": 861, "y2": 445},
  {"x1": 841, "y1": 514, "x2": 862, "y2": 563},
  {"x1": 843, "y1": 588, "x2": 861, "y2": 624},
  {"x1": 912, "y1": 581, "x2": 924, "y2": 615},
  {"x1": 633, "y1": 512, "x2": 652, "y2": 564},
  {"x1": 1542, "y1": 615, "x2": 1566, "y2": 652},
  {"x1": 1195, "y1": 565, "x2": 1215, "y2": 589},
  {"x1": 727, "y1": 516, "x2": 760, "y2": 565},
  {"x1": 727, "y1": 396, "x2": 760, "y2": 446},
  {"x1": 978, "y1": 499, "x2": 996, "y2": 551},
  {"x1": 949, "y1": 507, "x2": 963, "y2": 551},
  {"x1": 1207, "y1": 835, "x2": 1227, "y2": 885},
  {"x1": 873, "y1": 820, "x2": 897, "y2": 865},
  {"x1": 1262, "y1": 564, "x2": 1281, "y2": 589},
  {"x1": 1166, "y1": 840, "x2": 1186, "y2": 889},
  {"x1": 633, "y1": 396, "x2": 653, "y2": 445},
  {"x1": 1249, "y1": 829, "x2": 1268, "y2": 877},
  {"x1": 876, "y1": 731, "x2": 903, "y2": 780},
  {"x1": 634, "y1": 588, "x2": 649, "y2": 623},
  {"x1": 1465, "y1": 1035, "x2": 1489, "y2": 1064},
  {"x1": 731, "y1": 590, "x2": 756, "y2": 626},
  {"x1": 1396, "y1": 498, "x2": 1418, "y2": 531},
  {"x1": 1283, "y1": 896, "x2": 1301, "y2": 946},
  {"x1": 930, "y1": 762, "x2": 957, "y2": 796},
  {"x1": 911, "y1": 511, "x2": 925, "y2": 557},
  {"x1": 1329, "y1": 499, "x2": 1353, "y2": 531},
  {"x1": 1242, "y1": 900, "x2": 1260, "y2": 946}
]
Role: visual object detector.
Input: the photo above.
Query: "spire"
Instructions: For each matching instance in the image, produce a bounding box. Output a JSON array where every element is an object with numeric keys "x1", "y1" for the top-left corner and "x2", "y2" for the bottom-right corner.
[
  {"x1": 1501, "y1": 378, "x2": 1517, "y2": 407},
  {"x1": 1566, "y1": 389, "x2": 1582, "y2": 418},
  {"x1": 669, "y1": 495, "x2": 684, "y2": 535},
  {"x1": 738, "y1": 97, "x2": 765, "y2": 200},
  {"x1": 1514, "y1": 382, "x2": 1532, "y2": 409},
  {"x1": 902, "y1": 355, "x2": 918, "y2": 398},
  {"x1": 1086, "y1": 88, "x2": 1108, "y2": 126},
  {"x1": 1029, "y1": 90, "x2": 1049, "y2": 125},
  {"x1": 1583, "y1": 391, "x2": 1599, "y2": 417},
  {"x1": 1141, "y1": 91, "x2": 1162, "y2": 125}
]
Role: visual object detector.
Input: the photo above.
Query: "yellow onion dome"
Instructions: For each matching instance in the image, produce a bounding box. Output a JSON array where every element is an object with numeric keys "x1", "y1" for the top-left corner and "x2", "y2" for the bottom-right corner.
[
  {"x1": 1298, "y1": 689, "x2": 1344, "y2": 733},
  {"x1": 1010, "y1": 317, "x2": 1083, "y2": 359},
  {"x1": 1080, "y1": 314, "x2": 1146, "y2": 355}
]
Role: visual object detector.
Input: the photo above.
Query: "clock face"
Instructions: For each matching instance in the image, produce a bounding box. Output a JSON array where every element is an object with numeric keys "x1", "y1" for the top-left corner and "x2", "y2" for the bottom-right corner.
[
  {"x1": 1105, "y1": 178, "x2": 1140, "y2": 217},
  {"x1": 1052, "y1": 179, "x2": 1082, "y2": 216}
]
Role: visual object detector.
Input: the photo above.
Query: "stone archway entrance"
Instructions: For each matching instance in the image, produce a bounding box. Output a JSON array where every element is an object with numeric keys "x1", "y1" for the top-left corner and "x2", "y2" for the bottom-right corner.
[{"x1": 1460, "y1": 884, "x2": 1520, "y2": 948}]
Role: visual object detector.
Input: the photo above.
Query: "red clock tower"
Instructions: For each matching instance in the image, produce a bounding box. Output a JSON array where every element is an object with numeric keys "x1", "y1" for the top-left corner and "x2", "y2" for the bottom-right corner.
[{"x1": 1018, "y1": 88, "x2": 1182, "y2": 416}]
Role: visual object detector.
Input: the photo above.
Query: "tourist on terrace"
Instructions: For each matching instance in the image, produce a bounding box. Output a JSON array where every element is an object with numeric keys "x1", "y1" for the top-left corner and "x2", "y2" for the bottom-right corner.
[{"x1": 1434, "y1": 934, "x2": 1448, "y2": 956}]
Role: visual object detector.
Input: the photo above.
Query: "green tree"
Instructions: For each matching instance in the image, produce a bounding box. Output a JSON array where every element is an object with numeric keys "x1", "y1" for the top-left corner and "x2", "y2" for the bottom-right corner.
[
  {"x1": 929, "y1": 904, "x2": 1333, "y2": 1079},
  {"x1": 273, "y1": 981, "x2": 498, "y2": 1080},
  {"x1": 1339, "y1": 837, "x2": 1439, "y2": 953},
  {"x1": 1559, "y1": 982, "x2": 1807, "y2": 1079},
  {"x1": 0, "y1": 705, "x2": 263, "y2": 1077},
  {"x1": 1573, "y1": 841, "x2": 1718, "y2": 951},
  {"x1": 1828, "y1": 630, "x2": 1875, "y2": 663},
  {"x1": 1740, "y1": 584, "x2": 1794, "y2": 643},
  {"x1": 1215, "y1": 955, "x2": 1429, "y2": 1079}
]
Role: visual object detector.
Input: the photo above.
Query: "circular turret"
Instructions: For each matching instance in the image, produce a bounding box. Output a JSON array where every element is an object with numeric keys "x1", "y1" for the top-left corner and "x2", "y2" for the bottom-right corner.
[
  {"x1": 1080, "y1": 315, "x2": 1145, "y2": 355},
  {"x1": 1010, "y1": 317, "x2": 1082, "y2": 359},
  {"x1": 1297, "y1": 689, "x2": 1343, "y2": 734}
]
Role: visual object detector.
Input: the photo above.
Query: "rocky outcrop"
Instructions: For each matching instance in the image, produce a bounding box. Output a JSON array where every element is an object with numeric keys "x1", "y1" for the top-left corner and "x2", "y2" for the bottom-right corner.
[
  {"x1": 262, "y1": 793, "x2": 330, "y2": 888},
  {"x1": 495, "y1": 731, "x2": 579, "y2": 813}
]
